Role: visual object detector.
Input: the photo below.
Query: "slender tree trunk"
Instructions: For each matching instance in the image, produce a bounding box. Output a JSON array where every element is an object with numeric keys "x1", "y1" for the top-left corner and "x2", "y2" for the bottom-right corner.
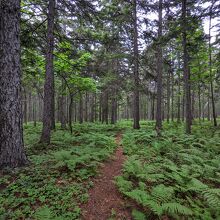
[
  {"x1": 94, "y1": 93, "x2": 97, "y2": 122},
  {"x1": 182, "y1": 0, "x2": 192, "y2": 134},
  {"x1": 202, "y1": 91, "x2": 205, "y2": 121},
  {"x1": 85, "y1": 92, "x2": 88, "y2": 122},
  {"x1": 33, "y1": 95, "x2": 37, "y2": 127},
  {"x1": 177, "y1": 56, "x2": 181, "y2": 123},
  {"x1": 68, "y1": 94, "x2": 73, "y2": 134},
  {"x1": 207, "y1": 92, "x2": 210, "y2": 121},
  {"x1": 28, "y1": 93, "x2": 32, "y2": 121},
  {"x1": 40, "y1": 0, "x2": 55, "y2": 143},
  {"x1": 111, "y1": 89, "x2": 117, "y2": 124},
  {"x1": 0, "y1": 0, "x2": 28, "y2": 168},
  {"x1": 60, "y1": 94, "x2": 66, "y2": 129},
  {"x1": 171, "y1": 68, "x2": 174, "y2": 121},
  {"x1": 198, "y1": 84, "x2": 201, "y2": 122},
  {"x1": 191, "y1": 86, "x2": 195, "y2": 121},
  {"x1": 209, "y1": 13, "x2": 217, "y2": 126},
  {"x1": 152, "y1": 95, "x2": 155, "y2": 120},
  {"x1": 182, "y1": 94, "x2": 185, "y2": 122},
  {"x1": 23, "y1": 89, "x2": 28, "y2": 124},
  {"x1": 155, "y1": 0, "x2": 163, "y2": 134},
  {"x1": 167, "y1": 69, "x2": 170, "y2": 123},
  {"x1": 133, "y1": 0, "x2": 140, "y2": 129},
  {"x1": 102, "y1": 90, "x2": 109, "y2": 124},
  {"x1": 99, "y1": 93, "x2": 102, "y2": 122}
]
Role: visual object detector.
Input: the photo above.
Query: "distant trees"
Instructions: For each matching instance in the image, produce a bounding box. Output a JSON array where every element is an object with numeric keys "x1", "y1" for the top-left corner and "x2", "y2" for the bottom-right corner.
[
  {"x1": 19, "y1": 0, "x2": 219, "y2": 135},
  {"x1": 0, "y1": 0, "x2": 28, "y2": 168}
]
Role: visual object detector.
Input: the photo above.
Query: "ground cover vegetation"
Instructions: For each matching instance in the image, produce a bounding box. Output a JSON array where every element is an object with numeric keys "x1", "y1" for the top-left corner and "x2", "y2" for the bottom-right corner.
[{"x1": 1, "y1": 0, "x2": 220, "y2": 219}]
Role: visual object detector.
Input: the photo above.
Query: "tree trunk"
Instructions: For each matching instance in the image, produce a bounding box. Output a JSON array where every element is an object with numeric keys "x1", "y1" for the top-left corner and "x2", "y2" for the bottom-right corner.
[
  {"x1": 85, "y1": 92, "x2": 88, "y2": 122},
  {"x1": 79, "y1": 93, "x2": 83, "y2": 124},
  {"x1": 28, "y1": 93, "x2": 32, "y2": 122},
  {"x1": 133, "y1": 0, "x2": 140, "y2": 129},
  {"x1": 171, "y1": 68, "x2": 174, "y2": 121},
  {"x1": 40, "y1": 0, "x2": 56, "y2": 143},
  {"x1": 167, "y1": 69, "x2": 171, "y2": 123},
  {"x1": 0, "y1": 0, "x2": 28, "y2": 168},
  {"x1": 182, "y1": 0, "x2": 192, "y2": 134},
  {"x1": 59, "y1": 80, "x2": 66, "y2": 129},
  {"x1": 155, "y1": 0, "x2": 163, "y2": 135},
  {"x1": 69, "y1": 94, "x2": 73, "y2": 134},
  {"x1": 208, "y1": 12, "x2": 217, "y2": 126},
  {"x1": 111, "y1": 89, "x2": 117, "y2": 124},
  {"x1": 23, "y1": 89, "x2": 28, "y2": 124},
  {"x1": 177, "y1": 55, "x2": 181, "y2": 123},
  {"x1": 33, "y1": 95, "x2": 37, "y2": 127},
  {"x1": 198, "y1": 84, "x2": 201, "y2": 122},
  {"x1": 152, "y1": 95, "x2": 155, "y2": 120}
]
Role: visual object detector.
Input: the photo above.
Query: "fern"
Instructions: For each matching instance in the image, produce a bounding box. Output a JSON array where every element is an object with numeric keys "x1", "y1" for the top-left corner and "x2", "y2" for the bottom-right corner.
[
  {"x1": 34, "y1": 206, "x2": 53, "y2": 220},
  {"x1": 132, "y1": 209, "x2": 146, "y2": 220},
  {"x1": 161, "y1": 203, "x2": 193, "y2": 216},
  {"x1": 202, "y1": 189, "x2": 220, "y2": 208},
  {"x1": 151, "y1": 184, "x2": 175, "y2": 203},
  {"x1": 115, "y1": 176, "x2": 133, "y2": 193}
]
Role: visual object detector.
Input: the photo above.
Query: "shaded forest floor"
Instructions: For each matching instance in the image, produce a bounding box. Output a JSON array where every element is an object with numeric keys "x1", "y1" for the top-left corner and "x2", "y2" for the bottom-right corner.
[
  {"x1": 1, "y1": 120, "x2": 220, "y2": 219},
  {"x1": 81, "y1": 133, "x2": 132, "y2": 220}
]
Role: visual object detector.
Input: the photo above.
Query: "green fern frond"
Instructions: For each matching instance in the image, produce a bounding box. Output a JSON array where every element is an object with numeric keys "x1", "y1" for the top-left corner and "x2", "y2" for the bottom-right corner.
[
  {"x1": 161, "y1": 202, "x2": 193, "y2": 216},
  {"x1": 151, "y1": 184, "x2": 174, "y2": 203},
  {"x1": 202, "y1": 189, "x2": 220, "y2": 208}
]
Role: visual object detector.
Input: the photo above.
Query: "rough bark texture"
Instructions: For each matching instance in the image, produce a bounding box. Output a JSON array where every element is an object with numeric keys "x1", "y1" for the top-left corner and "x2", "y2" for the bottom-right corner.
[
  {"x1": 133, "y1": 0, "x2": 140, "y2": 129},
  {"x1": 209, "y1": 12, "x2": 217, "y2": 126},
  {"x1": 182, "y1": 0, "x2": 192, "y2": 134},
  {"x1": 40, "y1": 0, "x2": 55, "y2": 143},
  {"x1": 0, "y1": 0, "x2": 28, "y2": 168},
  {"x1": 156, "y1": 0, "x2": 163, "y2": 135}
]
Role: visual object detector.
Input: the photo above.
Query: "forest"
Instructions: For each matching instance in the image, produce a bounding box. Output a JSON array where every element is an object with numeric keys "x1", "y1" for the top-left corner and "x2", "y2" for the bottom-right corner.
[{"x1": 0, "y1": 0, "x2": 220, "y2": 219}]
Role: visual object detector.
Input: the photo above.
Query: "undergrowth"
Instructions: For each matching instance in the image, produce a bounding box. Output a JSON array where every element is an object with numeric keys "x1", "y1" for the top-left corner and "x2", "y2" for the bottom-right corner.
[
  {"x1": 116, "y1": 121, "x2": 220, "y2": 220},
  {"x1": 0, "y1": 123, "x2": 118, "y2": 220}
]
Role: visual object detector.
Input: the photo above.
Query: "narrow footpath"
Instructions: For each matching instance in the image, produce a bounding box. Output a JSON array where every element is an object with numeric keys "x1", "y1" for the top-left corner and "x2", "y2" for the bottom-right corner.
[{"x1": 81, "y1": 133, "x2": 132, "y2": 220}]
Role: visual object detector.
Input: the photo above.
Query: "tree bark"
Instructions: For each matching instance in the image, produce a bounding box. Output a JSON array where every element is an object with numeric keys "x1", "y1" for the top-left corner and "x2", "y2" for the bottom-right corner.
[
  {"x1": 79, "y1": 93, "x2": 83, "y2": 124},
  {"x1": 40, "y1": 0, "x2": 56, "y2": 143},
  {"x1": 68, "y1": 94, "x2": 73, "y2": 134},
  {"x1": 177, "y1": 54, "x2": 181, "y2": 123},
  {"x1": 0, "y1": 0, "x2": 28, "y2": 168},
  {"x1": 208, "y1": 12, "x2": 217, "y2": 126},
  {"x1": 166, "y1": 69, "x2": 170, "y2": 123},
  {"x1": 111, "y1": 89, "x2": 117, "y2": 124},
  {"x1": 182, "y1": 0, "x2": 192, "y2": 134},
  {"x1": 133, "y1": 0, "x2": 140, "y2": 129},
  {"x1": 156, "y1": 0, "x2": 163, "y2": 135},
  {"x1": 23, "y1": 89, "x2": 28, "y2": 124}
]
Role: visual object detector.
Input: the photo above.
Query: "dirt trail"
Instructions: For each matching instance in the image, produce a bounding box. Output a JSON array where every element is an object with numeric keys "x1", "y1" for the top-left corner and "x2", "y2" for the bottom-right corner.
[{"x1": 81, "y1": 133, "x2": 132, "y2": 220}]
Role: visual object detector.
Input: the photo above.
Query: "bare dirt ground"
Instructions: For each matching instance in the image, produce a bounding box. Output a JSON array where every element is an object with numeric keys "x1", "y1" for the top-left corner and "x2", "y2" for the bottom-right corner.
[{"x1": 81, "y1": 133, "x2": 132, "y2": 220}]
